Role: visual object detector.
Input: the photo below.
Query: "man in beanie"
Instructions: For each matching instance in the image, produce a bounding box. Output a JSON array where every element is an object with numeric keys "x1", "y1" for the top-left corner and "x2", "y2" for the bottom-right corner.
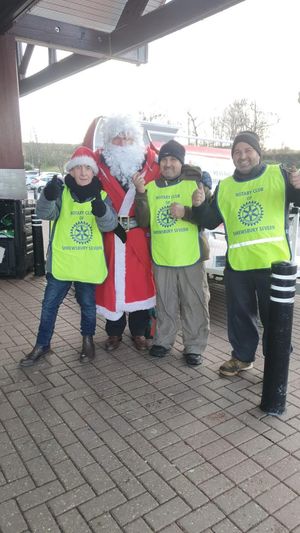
[
  {"x1": 192, "y1": 130, "x2": 300, "y2": 376},
  {"x1": 19, "y1": 146, "x2": 118, "y2": 367},
  {"x1": 133, "y1": 139, "x2": 211, "y2": 366},
  {"x1": 84, "y1": 115, "x2": 160, "y2": 352}
]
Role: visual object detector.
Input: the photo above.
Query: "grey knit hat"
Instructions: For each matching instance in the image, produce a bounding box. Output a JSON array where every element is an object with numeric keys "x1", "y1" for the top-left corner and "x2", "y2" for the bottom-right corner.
[
  {"x1": 231, "y1": 131, "x2": 261, "y2": 157},
  {"x1": 158, "y1": 140, "x2": 185, "y2": 165}
]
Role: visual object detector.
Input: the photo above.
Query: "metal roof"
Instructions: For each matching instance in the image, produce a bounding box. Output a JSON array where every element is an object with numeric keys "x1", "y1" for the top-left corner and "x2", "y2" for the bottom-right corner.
[{"x1": 1, "y1": 0, "x2": 246, "y2": 96}]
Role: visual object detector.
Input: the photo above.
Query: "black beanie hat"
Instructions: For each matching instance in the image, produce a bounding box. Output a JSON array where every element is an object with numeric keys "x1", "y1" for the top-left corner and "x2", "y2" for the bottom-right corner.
[
  {"x1": 158, "y1": 140, "x2": 185, "y2": 165},
  {"x1": 231, "y1": 131, "x2": 261, "y2": 157}
]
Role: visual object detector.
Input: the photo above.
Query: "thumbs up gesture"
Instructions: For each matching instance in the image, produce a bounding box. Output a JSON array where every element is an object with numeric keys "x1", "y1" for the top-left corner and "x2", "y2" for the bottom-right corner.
[
  {"x1": 288, "y1": 165, "x2": 300, "y2": 189},
  {"x1": 132, "y1": 171, "x2": 146, "y2": 193},
  {"x1": 192, "y1": 182, "x2": 205, "y2": 207}
]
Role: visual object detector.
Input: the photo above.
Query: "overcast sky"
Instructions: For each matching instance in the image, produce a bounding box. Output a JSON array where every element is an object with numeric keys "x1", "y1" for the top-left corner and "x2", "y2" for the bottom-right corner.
[{"x1": 19, "y1": 0, "x2": 300, "y2": 149}]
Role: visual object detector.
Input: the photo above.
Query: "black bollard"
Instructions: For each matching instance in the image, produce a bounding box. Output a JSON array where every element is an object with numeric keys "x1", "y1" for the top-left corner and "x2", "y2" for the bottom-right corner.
[
  {"x1": 31, "y1": 212, "x2": 45, "y2": 276},
  {"x1": 260, "y1": 261, "x2": 297, "y2": 415}
]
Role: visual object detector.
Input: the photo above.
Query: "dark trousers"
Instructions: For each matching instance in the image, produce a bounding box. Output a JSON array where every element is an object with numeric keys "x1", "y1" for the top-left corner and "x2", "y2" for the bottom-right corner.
[
  {"x1": 37, "y1": 273, "x2": 96, "y2": 346},
  {"x1": 224, "y1": 268, "x2": 271, "y2": 362},
  {"x1": 105, "y1": 310, "x2": 150, "y2": 337}
]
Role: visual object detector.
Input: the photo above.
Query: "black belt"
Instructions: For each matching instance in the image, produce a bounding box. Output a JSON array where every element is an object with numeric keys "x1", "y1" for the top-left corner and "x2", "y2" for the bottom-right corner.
[{"x1": 118, "y1": 216, "x2": 138, "y2": 231}]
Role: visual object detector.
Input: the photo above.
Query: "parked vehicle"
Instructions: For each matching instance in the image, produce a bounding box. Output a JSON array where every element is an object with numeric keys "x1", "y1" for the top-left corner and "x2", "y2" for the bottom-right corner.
[
  {"x1": 30, "y1": 172, "x2": 63, "y2": 193},
  {"x1": 25, "y1": 170, "x2": 39, "y2": 190}
]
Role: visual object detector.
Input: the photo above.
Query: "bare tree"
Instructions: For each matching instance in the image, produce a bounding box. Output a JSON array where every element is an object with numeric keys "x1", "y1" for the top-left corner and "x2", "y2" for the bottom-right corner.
[
  {"x1": 210, "y1": 99, "x2": 277, "y2": 145},
  {"x1": 138, "y1": 111, "x2": 168, "y2": 123}
]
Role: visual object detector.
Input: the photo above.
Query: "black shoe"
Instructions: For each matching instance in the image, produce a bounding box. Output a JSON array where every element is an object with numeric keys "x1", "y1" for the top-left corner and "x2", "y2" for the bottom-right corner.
[
  {"x1": 149, "y1": 345, "x2": 168, "y2": 358},
  {"x1": 19, "y1": 345, "x2": 51, "y2": 367},
  {"x1": 80, "y1": 335, "x2": 95, "y2": 362},
  {"x1": 185, "y1": 353, "x2": 202, "y2": 366}
]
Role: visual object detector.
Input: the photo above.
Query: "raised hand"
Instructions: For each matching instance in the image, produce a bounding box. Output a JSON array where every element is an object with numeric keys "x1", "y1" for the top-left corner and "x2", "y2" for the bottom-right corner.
[
  {"x1": 192, "y1": 182, "x2": 205, "y2": 207},
  {"x1": 288, "y1": 166, "x2": 300, "y2": 189},
  {"x1": 43, "y1": 176, "x2": 63, "y2": 201},
  {"x1": 132, "y1": 171, "x2": 146, "y2": 193},
  {"x1": 170, "y1": 202, "x2": 185, "y2": 219}
]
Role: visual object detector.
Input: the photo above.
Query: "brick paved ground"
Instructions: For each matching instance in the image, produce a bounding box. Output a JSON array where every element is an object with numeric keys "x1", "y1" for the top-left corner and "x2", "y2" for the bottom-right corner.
[{"x1": 1, "y1": 274, "x2": 300, "y2": 532}]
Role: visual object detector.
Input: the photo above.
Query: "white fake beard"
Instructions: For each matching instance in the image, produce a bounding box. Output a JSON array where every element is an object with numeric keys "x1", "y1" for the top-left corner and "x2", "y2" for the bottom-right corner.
[{"x1": 103, "y1": 143, "x2": 145, "y2": 187}]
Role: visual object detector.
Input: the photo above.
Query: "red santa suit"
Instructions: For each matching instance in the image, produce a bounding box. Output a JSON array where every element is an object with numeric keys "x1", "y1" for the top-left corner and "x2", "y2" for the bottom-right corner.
[{"x1": 95, "y1": 147, "x2": 159, "y2": 320}]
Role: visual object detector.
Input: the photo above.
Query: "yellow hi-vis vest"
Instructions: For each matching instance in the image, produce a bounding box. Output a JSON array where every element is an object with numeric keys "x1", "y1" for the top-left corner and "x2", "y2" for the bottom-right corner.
[
  {"x1": 217, "y1": 165, "x2": 291, "y2": 270},
  {"x1": 52, "y1": 187, "x2": 108, "y2": 283},
  {"x1": 146, "y1": 179, "x2": 201, "y2": 266}
]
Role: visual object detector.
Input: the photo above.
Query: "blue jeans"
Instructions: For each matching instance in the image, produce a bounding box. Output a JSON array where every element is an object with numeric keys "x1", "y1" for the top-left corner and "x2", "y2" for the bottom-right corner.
[{"x1": 36, "y1": 273, "x2": 96, "y2": 347}]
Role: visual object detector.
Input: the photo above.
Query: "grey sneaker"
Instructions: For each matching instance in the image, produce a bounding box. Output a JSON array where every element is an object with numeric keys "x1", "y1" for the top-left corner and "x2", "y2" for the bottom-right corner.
[{"x1": 219, "y1": 357, "x2": 253, "y2": 377}]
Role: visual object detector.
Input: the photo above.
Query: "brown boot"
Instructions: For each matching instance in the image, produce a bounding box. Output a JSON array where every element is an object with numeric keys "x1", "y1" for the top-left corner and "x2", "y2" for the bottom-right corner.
[
  {"x1": 80, "y1": 335, "x2": 95, "y2": 362},
  {"x1": 105, "y1": 335, "x2": 122, "y2": 351},
  {"x1": 132, "y1": 335, "x2": 148, "y2": 352}
]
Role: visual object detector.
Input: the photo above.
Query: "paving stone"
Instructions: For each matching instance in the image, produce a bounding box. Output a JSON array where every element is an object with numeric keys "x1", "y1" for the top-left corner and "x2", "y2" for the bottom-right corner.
[
  {"x1": 81, "y1": 462, "x2": 116, "y2": 495},
  {"x1": 199, "y1": 473, "x2": 234, "y2": 499},
  {"x1": 112, "y1": 492, "x2": 158, "y2": 526},
  {"x1": 139, "y1": 470, "x2": 176, "y2": 503},
  {"x1": 52, "y1": 459, "x2": 85, "y2": 490},
  {"x1": 0, "y1": 432, "x2": 15, "y2": 458},
  {"x1": 17, "y1": 480, "x2": 65, "y2": 511},
  {"x1": 49, "y1": 483, "x2": 95, "y2": 516},
  {"x1": 247, "y1": 516, "x2": 289, "y2": 533},
  {"x1": 229, "y1": 501, "x2": 269, "y2": 531},
  {"x1": 256, "y1": 482, "x2": 297, "y2": 513},
  {"x1": 178, "y1": 501, "x2": 225, "y2": 532},
  {"x1": 25, "y1": 503, "x2": 61, "y2": 533},
  {"x1": 225, "y1": 458, "x2": 262, "y2": 484},
  {"x1": 145, "y1": 452, "x2": 179, "y2": 481},
  {"x1": 39, "y1": 438, "x2": 67, "y2": 465},
  {"x1": 240, "y1": 471, "x2": 280, "y2": 498},
  {"x1": 214, "y1": 486, "x2": 251, "y2": 515},
  {"x1": 0, "y1": 476, "x2": 35, "y2": 504},
  {"x1": 64, "y1": 442, "x2": 94, "y2": 468},
  {"x1": 123, "y1": 517, "x2": 154, "y2": 533},
  {"x1": 0, "y1": 453, "x2": 27, "y2": 482},
  {"x1": 80, "y1": 488, "x2": 126, "y2": 521},
  {"x1": 25, "y1": 455, "x2": 56, "y2": 486},
  {"x1": 268, "y1": 454, "x2": 300, "y2": 481},
  {"x1": 274, "y1": 496, "x2": 300, "y2": 530},
  {"x1": 143, "y1": 496, "x2": 190, "y2": 530},
  {"x1": 186, "y1": 462, "x2": 219, "y2": 485},
  {"x1": 169, "y1": 474, "x2": 208, "y2": 508},
  {"x1": 91, "y1": 445, "x2": 123, "y2": 472},
  {"x1": 212, "y1": 517, "x2": 242, "y2": 533},
  {"x1": 0, "y1": 499, "x2": 27, "y2": 533},
  {"x1": 89, "y1": 512, "x2": 123, "y2": 532},
  {"x1": 117, "y1": 447, "x2": 150, "y2": 476}
]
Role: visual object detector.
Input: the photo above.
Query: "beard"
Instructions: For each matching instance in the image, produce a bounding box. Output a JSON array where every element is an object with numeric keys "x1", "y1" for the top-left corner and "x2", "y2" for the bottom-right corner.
[{"x1": 103, "y1": 143, "x2": 145, "y2": 187}]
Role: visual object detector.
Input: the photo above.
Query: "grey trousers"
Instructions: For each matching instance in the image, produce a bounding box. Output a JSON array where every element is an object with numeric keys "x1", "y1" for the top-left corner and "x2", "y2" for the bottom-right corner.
[{"x1": 153, "y1": 262, "x2": 210, "y2": 355}]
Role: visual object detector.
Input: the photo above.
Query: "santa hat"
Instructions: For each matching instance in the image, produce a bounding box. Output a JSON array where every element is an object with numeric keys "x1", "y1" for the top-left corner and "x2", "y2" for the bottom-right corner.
[
  {"x1": 102, "y1": 115, "x2": 144, "y2": 146},
  {"x1": 65, "y1": 146, "x2": 98, "y2": 175}
]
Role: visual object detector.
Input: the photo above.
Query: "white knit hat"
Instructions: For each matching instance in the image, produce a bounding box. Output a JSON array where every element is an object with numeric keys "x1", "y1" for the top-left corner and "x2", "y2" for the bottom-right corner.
[{"x1": 65, "y1": 146, "x2": 98, "y2": 175}]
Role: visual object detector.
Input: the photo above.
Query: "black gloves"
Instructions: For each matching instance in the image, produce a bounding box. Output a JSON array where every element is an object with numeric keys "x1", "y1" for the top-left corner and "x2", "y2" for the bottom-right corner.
[
  {"x1": 91, "y1": 197, "x2": 106, "y2": 217},
  {"x1": 89, "y1": 177, "x2": 102, "y2": 198},
  {"x1": 43, "y1": 175, "x2": 63, "y2": 201},
  {"x1": 113, "y1": 223, "x2": 127, "y2": 243},
  {"x1": 90, "y1": 177, "x2": 106, "y2": 217}
]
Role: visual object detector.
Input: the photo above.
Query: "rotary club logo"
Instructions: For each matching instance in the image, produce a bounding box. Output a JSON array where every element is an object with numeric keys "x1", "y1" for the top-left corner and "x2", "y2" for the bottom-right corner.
[
  {"x1": 157, "y1": 204, "x2": 176, "y2": 228},
  {"x1": 238, "y1": 201, "x2": 264, "y2": 226},
  {"x1": 70, "y1": 221, "x2": 93, "y2": 244}
]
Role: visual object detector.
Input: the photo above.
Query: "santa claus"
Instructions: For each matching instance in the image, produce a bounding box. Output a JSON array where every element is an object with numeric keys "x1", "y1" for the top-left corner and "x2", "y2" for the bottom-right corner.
[{"x1": 84, "y1": 115, "x2": 159, "y2": 351}]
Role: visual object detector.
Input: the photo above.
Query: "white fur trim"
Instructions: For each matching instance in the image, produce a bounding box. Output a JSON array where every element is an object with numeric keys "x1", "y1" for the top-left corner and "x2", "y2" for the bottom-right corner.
[
  {"x1": 96, "y1": 296, "x2": 156, "y2": 321},
  {"x1": 115, "y1": 233, "x2": 126, "y2": 310},
  {"x1": 118, "y1": 184, "x2": 136, "y2": 216},
  {"x1": 96, "y1": 305, "x2": 123, "y2": 321},
  {"x1": 65, "y1": 155, "x2": 98, "y2": 175}
]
